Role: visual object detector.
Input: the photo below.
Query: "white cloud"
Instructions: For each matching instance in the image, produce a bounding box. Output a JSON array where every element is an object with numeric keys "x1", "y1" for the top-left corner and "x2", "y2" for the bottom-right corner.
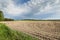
[
  {"x1": 6, "y1": 4, "x2": 29, "y2": 16},
  {"x1": 0, "y1": 0, "x2": 60, "y2": 19},
  {"x1": 3, "y1": 0, "x2": 30, "y2": 16}
]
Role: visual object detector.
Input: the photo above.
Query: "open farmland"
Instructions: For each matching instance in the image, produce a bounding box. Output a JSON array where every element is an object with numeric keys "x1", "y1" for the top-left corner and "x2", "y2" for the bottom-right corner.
[{"x1": 0, "y1": 21, "x2": 60, "y2": 40}]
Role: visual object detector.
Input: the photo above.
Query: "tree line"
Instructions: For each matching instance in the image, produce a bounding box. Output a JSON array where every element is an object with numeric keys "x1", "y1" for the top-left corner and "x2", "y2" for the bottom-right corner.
[{"x1": 0, "y1": 11, "x2": 14, "y2": 21}]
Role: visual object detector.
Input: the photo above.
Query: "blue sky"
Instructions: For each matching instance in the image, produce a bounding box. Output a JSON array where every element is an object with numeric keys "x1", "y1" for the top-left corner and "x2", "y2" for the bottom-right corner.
[
  {"x1": 0, "y1": 0, "x2": 60, "y2": 20},
  {"x1": 14, "y1": 0, "x2": 30, "y2": 4}
]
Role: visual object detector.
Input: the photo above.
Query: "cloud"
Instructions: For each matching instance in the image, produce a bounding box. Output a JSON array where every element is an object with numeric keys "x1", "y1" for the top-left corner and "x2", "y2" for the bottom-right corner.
[
  {"x1": 6, "y1": 4, "x2": 29, "y2": 16},
  {"x1": 0, "y1": 0, "x2": 60, "y2": 19},
  {"x1": 0, "y1": 0, "x2": 30, "y2": 18}
]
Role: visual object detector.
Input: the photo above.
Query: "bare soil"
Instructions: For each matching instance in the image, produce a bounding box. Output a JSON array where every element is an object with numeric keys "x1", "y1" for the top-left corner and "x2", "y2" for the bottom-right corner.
[{"x1": 0, "y1": 21, "x2": 60, "y2": 40}]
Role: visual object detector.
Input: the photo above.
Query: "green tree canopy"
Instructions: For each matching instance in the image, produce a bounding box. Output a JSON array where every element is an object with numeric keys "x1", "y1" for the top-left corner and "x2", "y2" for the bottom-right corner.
[
  {"x1": 4, "y1": 18, "x2": 14, "y2": 21},
  {"x1": 0, "y1": 11, "x2": 4, "y2": 21}
]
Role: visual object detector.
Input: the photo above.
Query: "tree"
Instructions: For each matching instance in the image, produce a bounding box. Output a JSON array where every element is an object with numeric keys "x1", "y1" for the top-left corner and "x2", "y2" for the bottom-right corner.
[
  {"x1": 0, "y1": 11, "x2": 4, "y2": 21},
  {"x1": 4, "y1": 18, "x2": 14, "y2": 21}
]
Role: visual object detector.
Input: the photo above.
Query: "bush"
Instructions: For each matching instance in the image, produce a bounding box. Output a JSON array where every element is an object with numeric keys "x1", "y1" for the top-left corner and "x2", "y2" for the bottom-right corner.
[{"x1": 0, "y1": 11, "x2": 4, "y2": 21}]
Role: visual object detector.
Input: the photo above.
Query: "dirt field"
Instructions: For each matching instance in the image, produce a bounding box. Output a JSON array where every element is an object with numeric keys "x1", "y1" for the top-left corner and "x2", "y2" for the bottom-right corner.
[{"x1": 0, "y1": 21, "x2": 60, "y2": 40}]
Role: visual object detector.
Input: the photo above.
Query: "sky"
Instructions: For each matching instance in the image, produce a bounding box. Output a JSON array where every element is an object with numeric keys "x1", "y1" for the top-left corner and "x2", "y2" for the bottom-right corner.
[{"x1": 0, "y1": 0, "x2": 60, "y2": 20}]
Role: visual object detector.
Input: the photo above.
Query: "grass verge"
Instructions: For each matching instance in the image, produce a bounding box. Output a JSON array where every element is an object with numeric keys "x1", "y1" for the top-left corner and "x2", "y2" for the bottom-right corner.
[{"x1": 0, "y1": 23, "x2": 38, "y2": 40}]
